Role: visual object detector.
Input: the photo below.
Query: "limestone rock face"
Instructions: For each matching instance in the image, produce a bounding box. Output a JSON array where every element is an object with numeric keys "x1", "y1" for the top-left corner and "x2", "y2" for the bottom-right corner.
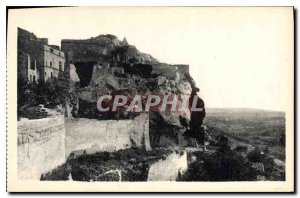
[
  {"x1": 91, "y1": 34, "x2": 121, "y2": 46},
  {"x1": 177, "y1": 81, "x2": 192, "y2": 95},
  {"x1": 149, "y1": 108, "x2": 191, "y2": 148},
  {"x1": 69, "y1": 64, "x2": 80, "y2": 82},
  {"x1": 156, "y1": 76, "x2": 167, "y2": 86},
  {"x1": 68, "y1": 33, "x2": 205, "y2": 148},
  {"x1": 75, "y1": 61, "x2": 202, "y2": 148},
  {"x1": 147, "y1": 151, "x2": 188, "y2": 181}
]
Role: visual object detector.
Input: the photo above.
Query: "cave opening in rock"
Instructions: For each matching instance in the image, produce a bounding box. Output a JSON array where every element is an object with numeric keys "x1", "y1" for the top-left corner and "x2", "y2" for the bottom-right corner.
[{"x1": 74, "y1": 62, "x2": 97, "y2": 88}]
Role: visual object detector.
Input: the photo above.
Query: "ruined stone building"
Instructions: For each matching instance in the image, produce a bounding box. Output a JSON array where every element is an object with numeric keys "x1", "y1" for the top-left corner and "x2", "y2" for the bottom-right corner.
[
  {"x1": 17, "y1": 50, "x2": 39, "y2": 83},
  {"x1": 61, "y1": 34, "x2": 160, "y2": 87},
  {"x1": 17, "y1": 28, "x2": 66, "y2": 83}
]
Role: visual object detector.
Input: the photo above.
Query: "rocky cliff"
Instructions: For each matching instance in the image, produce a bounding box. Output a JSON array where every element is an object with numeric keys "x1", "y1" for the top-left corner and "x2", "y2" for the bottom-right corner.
[{"x1": 62, "y1": 34, "x2": 204, "y2": 148}]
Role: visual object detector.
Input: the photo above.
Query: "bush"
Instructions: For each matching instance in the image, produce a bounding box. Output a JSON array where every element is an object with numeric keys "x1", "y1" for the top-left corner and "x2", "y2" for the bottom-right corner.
[
  {"x1": 204, "y1": 149, "x2": 258, "y2": 181},
  {"x1": 234, "y1": 145, "x2": 248, "y2": 153},
  {"x1": 18, "y1": 78, "x2": 75, "y2": 118},
  {"x1": 247, "y1": 148, "x2": 264, "y2": 163},
  {"x1": 182, "y1": 149, "x2": 258, "y2": 181}
]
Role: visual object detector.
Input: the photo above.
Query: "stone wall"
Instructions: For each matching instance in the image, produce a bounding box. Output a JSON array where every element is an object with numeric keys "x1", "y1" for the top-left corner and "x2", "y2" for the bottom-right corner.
[
  {"x1": 147, "y1": 150, "x2": 188, "y2": 181},
  {"x1": 17, "y1": 116, "x2": 66, "y2": 179},
  {"x1": 61, "y1": 40, "x2": 114, "y2": 64},
  {"x1": 65, "y1": 113, "x2": 151, "y2": 158},
  {"x1": 176, "y1": 64, "x2": 189, "y2": 79},
  {"x1": 152, "y1": 63, "x2": 189, "y2": 81},
  {"x1": 17, "y1": 50, "x2": 30, "y2": 82}
]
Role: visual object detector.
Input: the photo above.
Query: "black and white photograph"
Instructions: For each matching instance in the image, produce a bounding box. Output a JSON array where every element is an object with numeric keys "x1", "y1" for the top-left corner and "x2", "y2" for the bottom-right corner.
[{"x1": 6, "y1": 6, "x2": 294, "y2": 192}]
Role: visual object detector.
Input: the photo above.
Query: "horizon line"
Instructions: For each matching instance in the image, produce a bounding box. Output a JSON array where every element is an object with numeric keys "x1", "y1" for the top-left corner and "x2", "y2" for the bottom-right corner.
[{"x1": 205, "y1": 107, "x2": 285, "y2": 112}]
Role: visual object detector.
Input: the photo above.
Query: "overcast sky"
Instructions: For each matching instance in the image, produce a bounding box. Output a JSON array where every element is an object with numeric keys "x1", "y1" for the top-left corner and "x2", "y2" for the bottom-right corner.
[{"x1": 10, "y1": 7, "x2": 293, "y2": 111}]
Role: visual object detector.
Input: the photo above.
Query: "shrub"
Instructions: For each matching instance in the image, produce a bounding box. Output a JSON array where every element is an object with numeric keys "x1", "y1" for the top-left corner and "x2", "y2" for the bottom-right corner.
[
  {"x1": 18, "y1": 78, "x2": 70, "y2": 107},
  {"x1": 204, "y1": 149, "x2": 258, "y2": 181},
  {"x1": 247, "y1": 148, "x2": 264, "y2": 163},
  {"x1": 234, "y1": 145, "x2": 248, "y2": 153},
  {"x1": 182, "y1": 149, "x2": 258, "y2": 181}
]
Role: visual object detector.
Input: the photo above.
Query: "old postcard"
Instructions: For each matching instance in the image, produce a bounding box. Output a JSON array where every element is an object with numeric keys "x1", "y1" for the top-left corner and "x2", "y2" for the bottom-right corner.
[{"x1": 7, "y1": 7, "x2": 294, "y2": 192}]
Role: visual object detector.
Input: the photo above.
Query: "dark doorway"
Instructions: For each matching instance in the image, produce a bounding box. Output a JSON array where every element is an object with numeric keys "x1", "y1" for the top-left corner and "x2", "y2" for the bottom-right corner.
[{"x1": 74, "y1": 62, "x2": 97, "y2": 88}]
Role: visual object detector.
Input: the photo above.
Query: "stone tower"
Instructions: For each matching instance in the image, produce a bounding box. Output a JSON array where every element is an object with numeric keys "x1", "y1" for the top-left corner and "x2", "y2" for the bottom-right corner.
[{"x1": 121, "y1": 37, "x2": 129, "y2": 46}]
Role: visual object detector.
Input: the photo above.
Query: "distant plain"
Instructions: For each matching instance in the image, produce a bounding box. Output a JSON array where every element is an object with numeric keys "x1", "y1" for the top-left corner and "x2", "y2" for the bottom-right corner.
[{"x1": 205, "y1": 108, "x2": 285, "y2": 161}]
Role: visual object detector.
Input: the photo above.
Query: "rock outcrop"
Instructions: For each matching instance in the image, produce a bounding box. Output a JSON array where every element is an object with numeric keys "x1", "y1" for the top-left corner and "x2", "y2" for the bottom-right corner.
[{"x1": 61, "y1": 33, "x2": 205, "y2": 148}]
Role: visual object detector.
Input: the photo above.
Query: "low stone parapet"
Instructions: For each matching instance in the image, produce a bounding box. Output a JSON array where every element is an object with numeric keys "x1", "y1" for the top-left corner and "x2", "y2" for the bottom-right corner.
[
  {"x1": 17, "y1": 115, "x2": 66, "y2": 179},
  {"x1": 65, "y1": 113, "x2": 151, "y2": 158}
]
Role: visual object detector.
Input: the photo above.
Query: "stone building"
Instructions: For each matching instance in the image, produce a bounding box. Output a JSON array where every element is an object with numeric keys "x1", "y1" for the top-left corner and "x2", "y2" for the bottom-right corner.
[
  {"x1": 61, "y1": 35, "x2": 159, "y2": 86},
  {"x1": 61, "y1": 34, "x2": 119, "y2": 65},
  {"x1": 43, "y1": 44, "x2": 65, "y2": 82},
  {"x1": 17, "y1": 27, "x2": 66, "y2": 83},
  {"x1": 17, "y1": 50, "x2": 39, "y2": 83}
]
